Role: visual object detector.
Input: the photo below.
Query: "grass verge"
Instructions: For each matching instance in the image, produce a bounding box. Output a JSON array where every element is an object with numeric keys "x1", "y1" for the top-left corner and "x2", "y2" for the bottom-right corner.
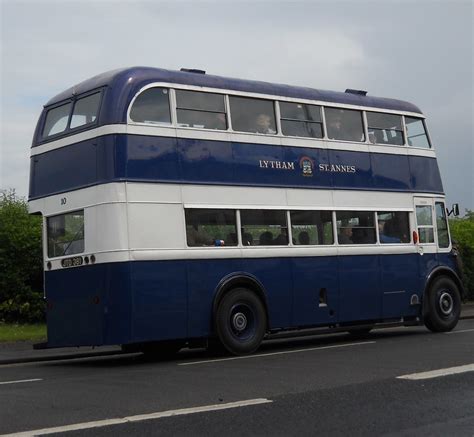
[{"x1": 0, "y1": 324, "x2": 46, "y2": 342}]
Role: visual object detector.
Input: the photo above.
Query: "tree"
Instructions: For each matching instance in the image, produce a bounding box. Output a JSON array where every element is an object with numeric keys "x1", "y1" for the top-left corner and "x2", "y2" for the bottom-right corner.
[
  {"x1": 450, "y1": 210, "x2": 474, "y2": 300},
  {"x1": 0, "y1": 190, "x2": 44, "y2": 323}
]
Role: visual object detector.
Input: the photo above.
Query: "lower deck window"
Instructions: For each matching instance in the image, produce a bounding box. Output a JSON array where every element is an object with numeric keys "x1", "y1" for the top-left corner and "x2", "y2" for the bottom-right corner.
[
  {"x1": 240, "y1": 210, "x2": 288, "y2": 246},
  {"x1": 377, "y1": 211, "x2": 410, "y2": 243},
  {"x1": 47, "y1": 210, "x2": 85, "y2": 257},
  {"x1": 336, "y1": 211, "x2": 376, "y2": 244},
  {"x1": 185, "y1": 209, "x2": 237, "y2": 247},
  {"x1": 290, "y1": 210, "x2": 333, "y2": 245}
]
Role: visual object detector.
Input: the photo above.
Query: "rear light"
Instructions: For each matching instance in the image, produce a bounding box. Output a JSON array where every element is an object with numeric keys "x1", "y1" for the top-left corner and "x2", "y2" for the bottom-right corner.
[{"x1": 413, "y1": 231, "x2": 418, "y2": 244}]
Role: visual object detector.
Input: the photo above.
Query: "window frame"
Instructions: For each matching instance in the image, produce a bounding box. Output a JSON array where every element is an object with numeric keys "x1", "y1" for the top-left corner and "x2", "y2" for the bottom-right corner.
[
  {"x1": 366, "y1": 111, "x2": 405, "y2": 146},
  {"x1": 175, "y1": 89, "x2": 228, "y2": 131},
  {"x1": 228, "y1": 95, "x2": 278, "y2": 136},
  {"x1": 40, "y1": 88, "x2": 104, "y2": 143},
  {"x1": 46, "y1": 209, "x2": 85, "y2": 259},
  {"x1": 415, "y1": 204, "x2": 436, "y2": 245},
  {"x1": 323, "y1": 107, "x2": 366, "y2": 143},
  {"x1": 335, "y1": 210, "x2": 377, "y2": 245},
  {"x1": 376, "y1": 211, "x2": 412, "y2": 245},
  {"x1": 435, "y1": 201, "x2": 451, "y2": 250},
  {"x1": 278, "y1": 101, "x2": 324, "y2": 139},
  {"x1": 128, "y1": 86, "x2": 172, "y2": 126},
  {"x1": 404, "y1": 116, "x2": 432, "y2": 149}
]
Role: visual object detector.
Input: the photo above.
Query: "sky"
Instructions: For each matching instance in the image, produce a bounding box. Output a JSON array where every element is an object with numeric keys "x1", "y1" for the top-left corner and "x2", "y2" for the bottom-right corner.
[{"x1": 1, "y1": 0, "x2": 473, "y2": 211}]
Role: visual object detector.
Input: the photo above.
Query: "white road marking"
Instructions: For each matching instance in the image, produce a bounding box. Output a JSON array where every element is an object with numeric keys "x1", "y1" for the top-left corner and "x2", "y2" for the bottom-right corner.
[
  {"x1": 397, "y1": 364, "x2": 474, "y2": 380},
  {"x1": 179, "y1": 341, "x2": 376, "y2": 366},
  {"x1": 0, "y1": 398, "x2": 272, "y2": 437},
  {"x1": 0, "y1": 379, "x2": 42, "y2": 386},
  {"x1": 445, "y1": 328, "x2": 474, "y2": 335}
]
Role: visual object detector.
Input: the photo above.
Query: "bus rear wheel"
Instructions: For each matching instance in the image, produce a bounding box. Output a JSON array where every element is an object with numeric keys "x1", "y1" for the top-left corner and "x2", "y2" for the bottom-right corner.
[
  {"x1": 215, "y1": 288, "x2": 267, "y2": 356},
  {"x1": 424, "y1": 276, "x2": 461, "y2": 332}
]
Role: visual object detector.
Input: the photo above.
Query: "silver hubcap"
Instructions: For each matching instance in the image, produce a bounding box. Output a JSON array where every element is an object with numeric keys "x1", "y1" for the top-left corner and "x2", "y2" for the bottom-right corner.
[
  {"x1": 439, "y1": 292, "x2": 454, "y2": 316},
  {"x1": 232, "y1": 312, "x2": 248, "y2": 331}
]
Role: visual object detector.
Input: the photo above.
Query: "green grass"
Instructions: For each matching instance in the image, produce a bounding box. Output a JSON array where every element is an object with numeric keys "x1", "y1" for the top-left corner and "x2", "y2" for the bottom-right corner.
[{"x1": 0, "y1": 324, "x2": 46, "y2": 342}]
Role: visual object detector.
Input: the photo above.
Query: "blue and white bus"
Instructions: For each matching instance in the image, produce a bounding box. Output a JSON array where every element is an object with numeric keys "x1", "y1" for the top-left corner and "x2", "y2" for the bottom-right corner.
[{"x1": 29, "y1": 67, "x2": 464, "y2": 355}]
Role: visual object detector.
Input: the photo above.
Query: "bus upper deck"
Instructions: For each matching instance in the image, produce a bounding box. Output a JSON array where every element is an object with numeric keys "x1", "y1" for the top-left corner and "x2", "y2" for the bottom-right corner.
[{"x1": 29, "y1": 67, "x2": 440, "y2": 201}]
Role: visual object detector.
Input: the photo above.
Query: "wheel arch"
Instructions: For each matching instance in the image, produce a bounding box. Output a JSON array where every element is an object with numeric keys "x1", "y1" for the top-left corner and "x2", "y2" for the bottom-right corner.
[
  {"x1": 212, "y1": 272, "x2": 270, "y2": 329},
  {"x1": 423, "y1": 266, "x2": 465, "y2": 314}
]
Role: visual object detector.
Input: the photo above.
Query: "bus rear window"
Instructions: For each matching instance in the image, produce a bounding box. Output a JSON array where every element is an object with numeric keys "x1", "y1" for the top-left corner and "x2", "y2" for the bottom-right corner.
[
  {"x1": 47, "y1": 211, "x2": 85, "y2": 258},
  {"x1": 42, "y1": 102, "x2": 72, "y2": 138},
  {"x1": 70, "y1": 93, "x2": 101, "y2": 129}
]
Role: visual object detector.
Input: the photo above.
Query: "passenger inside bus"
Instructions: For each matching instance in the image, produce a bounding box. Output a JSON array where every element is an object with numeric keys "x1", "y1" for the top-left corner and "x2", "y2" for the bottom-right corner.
[
  {"x1": 255, "y1": 113, "x2": 276, "y2": 134},
  {"x1": 338, "y1": 227, "x2": 353, "y2": 244}
]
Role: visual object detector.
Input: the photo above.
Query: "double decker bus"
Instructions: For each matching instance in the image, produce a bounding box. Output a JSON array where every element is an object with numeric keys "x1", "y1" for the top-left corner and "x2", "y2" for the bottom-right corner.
[{"x1": 29, "y1": 67, "x2": 463, "y2": 355}]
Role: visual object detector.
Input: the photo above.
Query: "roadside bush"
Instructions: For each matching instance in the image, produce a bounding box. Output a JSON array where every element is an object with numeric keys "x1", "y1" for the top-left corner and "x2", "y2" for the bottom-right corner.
[
  {"x1": 0, "y1": 190, "x2": 44, "y2": 323},
  {"x1": 450, "y1": 210, "x2": 474, "y2": 300}
]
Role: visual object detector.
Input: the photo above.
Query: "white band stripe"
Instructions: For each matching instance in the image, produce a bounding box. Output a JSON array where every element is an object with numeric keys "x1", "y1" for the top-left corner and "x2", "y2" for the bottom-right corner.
[
  {"x1": 397, "y1": 364, "x2": 474, "y2": 380},
  {"x1": 0, "y1": 398, "x2": 272, "y2": 437}
]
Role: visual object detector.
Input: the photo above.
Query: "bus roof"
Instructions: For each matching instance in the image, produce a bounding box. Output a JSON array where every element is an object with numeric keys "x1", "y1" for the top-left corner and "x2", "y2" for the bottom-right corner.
[{"x1": 45, "y1": 66, "x2": 423, "y2": 114}]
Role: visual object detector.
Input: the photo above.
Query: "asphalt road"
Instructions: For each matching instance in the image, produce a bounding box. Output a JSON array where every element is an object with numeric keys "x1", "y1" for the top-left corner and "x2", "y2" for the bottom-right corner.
[{"x1": 0, "y1": 319, "x2": 473, "y2": 436}]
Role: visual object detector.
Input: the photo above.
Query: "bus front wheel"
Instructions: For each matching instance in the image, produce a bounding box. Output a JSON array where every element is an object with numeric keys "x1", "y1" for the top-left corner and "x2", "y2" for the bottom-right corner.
[
  {"x1": 424, "y1": 276, "x2": 461, "y2": 332},
  {"x1": 215, "y1": 288, "x2": 267, "y2": 355}
]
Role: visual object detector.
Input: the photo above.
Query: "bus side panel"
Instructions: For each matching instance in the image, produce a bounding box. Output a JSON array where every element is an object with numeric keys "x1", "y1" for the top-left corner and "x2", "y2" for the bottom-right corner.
[
  {"x1": 371, "y1": 154, "x2": 411, "y2": 190},
  {"x1": 380, "y1": 254, "x2": 420, "y2": 319},
  {"x1": 338, "y1": 255, "x2": 381, "y2": 322},
  {"x1": 186, "y1": 259, "x2": 244, "y2": 337},
  {"x1": 284, "y1": 147, "x2": 332, "y2": 188},
  {"x1": 233, "y1": 142, "x2": 286, "y2": 186},
  {"x1": 103, "y1": 263, "x2": 133, "y2": 345},
  {"x1": 409, "y1": 156, "x2": 443, "y2": 193},
  {"x1": 417, "y1": 253, "x2": 439, "y2": 295},
  {"x1": 130, "y1": 261, "x2": 188, "y2": 342},
  {"x1": 125, "y1": 135, "x2": 180, "y2": 182},
  {"x1": 241, "y1": 258, "x2": 293, "y2": 329},
  {"x1": 45, "y1": 263, "x2": 132, "y2": 347},
  {"x1": 328, "y1": 150, "x2": 373, "y2": 190},
  {"x1": 291, "y1": 256, "x2": 339, "y2": 327},
  {"x1": 179, "y1": 139, "x2": 235, "y2": 184}
]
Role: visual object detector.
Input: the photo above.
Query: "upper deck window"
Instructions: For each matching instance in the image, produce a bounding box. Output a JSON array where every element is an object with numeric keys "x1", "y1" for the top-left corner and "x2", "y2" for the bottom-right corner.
[
  {"x1": 42, "y1": 102, "x2": 72, "y2": 138},
  {"x1": 130, "y1": 87, "x2": 171, "y2": 125},
  {"x1": 176, "y1": 90, "x2": 226, "y2": 130},
  {"x1": 229, "y1": 96, "x2": 277, "y2": 135},
  {"x1": 70, "y1": 92, "x2": 101, "y2": 129},
  {"x1": 325, "y1": 108, "x2": 365, "y2": 142},
  {"x1": 280, "y1": 102, "x2": 323, "y2": 139},
  {"x1": 367, "y1": 112, "x2": 404, "y2": 146},
  {"x1": 405, "y1": 117, "x2": 431, "y2": 148}
]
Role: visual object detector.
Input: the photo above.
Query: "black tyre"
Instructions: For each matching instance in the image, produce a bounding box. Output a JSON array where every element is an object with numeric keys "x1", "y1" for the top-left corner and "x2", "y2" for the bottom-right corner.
[
  {"x1": 424, "y1": 276, "x2": 461, "y2": 332},
  {"x1": 215, "y1": 288, "x2": 267, "y2": 355}
]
